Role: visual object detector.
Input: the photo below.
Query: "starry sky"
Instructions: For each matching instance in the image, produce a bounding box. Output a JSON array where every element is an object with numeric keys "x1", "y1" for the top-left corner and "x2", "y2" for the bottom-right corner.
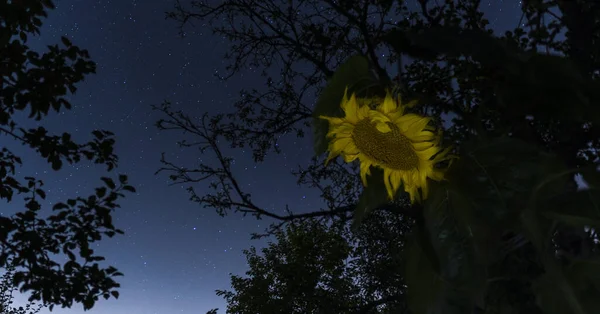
[{"x1": 4, "y1": 1, "x2": 525, "y2": 313}]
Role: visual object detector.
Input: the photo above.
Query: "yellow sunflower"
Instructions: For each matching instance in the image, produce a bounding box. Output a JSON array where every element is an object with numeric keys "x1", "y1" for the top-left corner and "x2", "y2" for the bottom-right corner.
[{"x1": 319, "y1": 88, "x2": 453, "y2": 204}]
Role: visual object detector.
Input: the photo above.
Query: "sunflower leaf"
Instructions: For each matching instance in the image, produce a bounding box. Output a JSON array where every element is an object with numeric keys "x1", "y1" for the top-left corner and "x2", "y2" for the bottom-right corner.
[
  {"x1": 352, "y1": 167, "x2": 388, "y2": 230},
  {"x1": 532, "y1": 258, "x2": 600, "y2": 314},
  {"x1": 522, "y1": 162, "x2": 596, "y2": 314},
  {"x1": 451, "y1": 136, "x2": 547, "y2": 228},
  {"x1": 403, "y1": 230, "x2": 445, "y2": 314},
  {"x1": 534, "y1": 166, "x2": 600, "y2": 230},
  {"x1": 414, "y1": 181, "x2": 487, "y2": 314}
]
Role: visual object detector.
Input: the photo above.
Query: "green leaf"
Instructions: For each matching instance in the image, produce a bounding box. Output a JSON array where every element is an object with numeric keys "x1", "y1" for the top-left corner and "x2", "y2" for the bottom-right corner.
[
  {"x1": 532, "y1": 166, "x2": 600, "y2": 230},
  {"x1": 580, "y1": 166, "x2": 600, "y2": 191},
  {"x1": 532, "y1": 258, "x2": 600, "y2": 314},
  {"x1": 351, "y1": 167, "x2": 389, "y2": 230},
  {"x1": 541, "y1": 186, "x2": 600, "y2": 228},
  {"x1": 511, "y1": 54, "x2": 592, "y2": 123},
  {"x1": 312, "y1": 54, "x2": 384, "y2": 156},
  {"x1": 543, "y1": 211, "x2": 600, "y2": 229},
  {"x1": 403, "y1": 231, "x2": 444, "y2": 314},
  {"x1": 422, "y1": 181, "x2": 487, "y2": 313},
  {"x1": 525, "y1": 180, "x2": 595, "y2": 314},
  {"x1": 449, "y1": 136, "x2": 549, "y2": 229}
]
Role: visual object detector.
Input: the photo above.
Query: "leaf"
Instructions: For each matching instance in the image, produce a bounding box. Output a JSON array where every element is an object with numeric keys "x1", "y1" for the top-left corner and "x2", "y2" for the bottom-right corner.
[
  {"x1": 580, "y1": 166, "x2": 600, "y2": 192},
  {"x1": 122, "y1": 185, "x2": 136, "y2": 193},
  {"x1": 384, "y1": 29, "x2": 438, "y2": 61},
  {"x1": 513, "y1": 54, "x2": 592, "y2": 122},
  {"x1": 95, "y1": 187, "x2": 107, "y2": 198},
  {"x1": 82, "y1": 296, "x2": 95, "y2": 310},
  {"x1": 312, "y1": 54, "x2": 383, "y2": 156},
  {"x1": 101, "y1": 177, "x2": 116, "y2": 189},
  {"x1": 35, "y1": 188, "x2": 46, "y2": 199},
  {"x1": 386, "y1": 27, "x2": 515, "y2": 66},
  {"x1": 51, "y1": 159, "x2": 62, "y2": 170},
  {"x1": 60, "y1": 36, "x2": 72, "y2": 47},
  {"x1": 377, "y1": 0, "x2": 395, "y2": 11},
  {"x1": 52, "y1": 202, "x2": 69, "y2": 210},
  {"x1": 543, "y1": 211, "x2": 600, "y2": 229},
  {"x1": 449, "y1": 136, "x2": 549, "y2": 229},
  {"x1": 532, "y1": 258, "x2": 600, "y2": 314},
  {"x1": 351, "y1": 167, "x2": 389, "y2": 230},
  {"x1": 423, "y1": 181, "x2": 487, "y2": 313},
  {"x1": 525, "y1": 186, "x2": 593, "y2": 314},
  {"x1": 403, "y1": 231, "x2": 444, "y2": 314},
  {"x1": 532, "y1": 165, "x2": 600, "y2": 230}
]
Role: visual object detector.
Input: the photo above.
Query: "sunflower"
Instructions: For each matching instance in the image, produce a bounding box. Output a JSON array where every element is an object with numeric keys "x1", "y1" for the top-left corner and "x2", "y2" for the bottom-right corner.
[{"x1": 319, "y1": 88, "x2": 453, "y2": 204}]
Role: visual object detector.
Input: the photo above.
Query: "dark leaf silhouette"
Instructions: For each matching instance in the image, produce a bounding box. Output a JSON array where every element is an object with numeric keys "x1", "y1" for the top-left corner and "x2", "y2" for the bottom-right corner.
[{"x1": 1, "y1": 0, "x2": 135, "y2": 311}]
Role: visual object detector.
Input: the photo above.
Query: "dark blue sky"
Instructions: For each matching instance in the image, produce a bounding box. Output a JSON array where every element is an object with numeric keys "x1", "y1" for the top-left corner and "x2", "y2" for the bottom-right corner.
[{"x1": 5, "y1": 1, "x2": 523, "y2": 313}]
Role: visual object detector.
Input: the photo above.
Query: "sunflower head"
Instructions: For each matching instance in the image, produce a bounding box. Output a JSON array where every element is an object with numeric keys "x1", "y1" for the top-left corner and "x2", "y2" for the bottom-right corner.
[{"x1": 319, "y1": 87, "x2": 454, "y2": 204}]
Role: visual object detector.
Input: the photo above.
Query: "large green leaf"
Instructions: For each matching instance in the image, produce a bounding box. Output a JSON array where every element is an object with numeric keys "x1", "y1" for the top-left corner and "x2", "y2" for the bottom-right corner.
[
  {"x1": 524, "y1": 166, "x2": 599, "y2": 314},
  {"x1": 542, "y1": 210, "x2": 600, "y2": 230},
  {"x1": 351, "y1": 167, "x2": 389, "y2": 230},
  {"x1": 530, "y1": 165, "x2": 600, "y2": 231},
  {"x1": 403, "y1": 230, "x2": 445, "y2": 314},
  {"x1": 532, "y1": 258, "x2": 600, "y2": 314},
  {"x1": 414, "y1": 136, "x2": 563, "y2": 313},
  {"x1": 312, "y1": 54, "x2": 384, "y2": 156},
  {"x1": 448, "y1": 136, "x2": 549, "y2": 229},
  {"x1": 419, "y1": 181, "x2": 487, "y2": 314}
]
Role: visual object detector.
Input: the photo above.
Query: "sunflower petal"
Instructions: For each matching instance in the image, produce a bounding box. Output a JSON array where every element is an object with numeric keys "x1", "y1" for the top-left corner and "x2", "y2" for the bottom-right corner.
[
  {"x1": 383, "y1": 168, "x2": 394, "y2": 200},
  {"x1": 342, "y1": 91, "x2": 360, "y2": 123},
  {"x1": 368, "y1": 110, "x2": 391, "y2": 124},
  {"x1": 343, "y1": 153, "x2": 359, "y2": 162},
  {"x1": 406, "y1": 117, "x2": 432, "y2": 133},
  {"x1": 319, "y1": 115, "x2": 345, "y2": 125},
  {"x1": 359, "y1": 161, "x2": 372, "y2": 186},
  {"x1": 416, "y1": 146, "x2": 441, "y2": 159},
  {"x1": 378, "y1": 92, "x2": 397, "y2": 114},
  {"x1": 375, "y1": 121, "x2": 392, "y2": 133},
  {"x1": 412, "y1": 141, "x2": 435, "y2": 151},
  {"x1": 322, "y1": 89, "x2": 453, "y2": 205}
]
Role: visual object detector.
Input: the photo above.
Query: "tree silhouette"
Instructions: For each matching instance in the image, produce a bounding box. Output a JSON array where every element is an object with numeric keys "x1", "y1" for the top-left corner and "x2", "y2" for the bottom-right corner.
[
  {"x1": 208, "y1": 210, "x2": 412, "y2": 314},
  {"x1": 1, "y1": 1, "x2": 135, "y2": 311},
  {"x1": 0, "y1": 259, "x2": 46, "y2": 314},
  {"x1": 158, "y1": 0, "x2": 600, "y2": 313}
]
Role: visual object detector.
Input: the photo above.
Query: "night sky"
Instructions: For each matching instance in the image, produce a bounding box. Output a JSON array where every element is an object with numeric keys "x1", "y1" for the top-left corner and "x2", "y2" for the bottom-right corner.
[{"x1": 4, "y1": 1, "x2": 524, "y2": 313}]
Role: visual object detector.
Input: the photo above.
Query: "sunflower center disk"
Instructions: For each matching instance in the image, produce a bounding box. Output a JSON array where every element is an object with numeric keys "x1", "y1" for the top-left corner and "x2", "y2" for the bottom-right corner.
[{"x1": 352, "y1": 119, "x2": 419, "y2": 171}]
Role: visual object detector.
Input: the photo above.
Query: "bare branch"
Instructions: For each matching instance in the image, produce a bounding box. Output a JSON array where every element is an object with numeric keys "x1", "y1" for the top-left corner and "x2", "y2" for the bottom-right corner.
[{"x1": 152, "y1": 101, "x2": 357, "y2": 236}]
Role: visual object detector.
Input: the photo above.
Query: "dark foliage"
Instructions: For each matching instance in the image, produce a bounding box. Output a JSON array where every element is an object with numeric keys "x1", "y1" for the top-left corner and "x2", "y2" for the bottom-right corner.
[
  {"x1": 0, "y1": 260, "x2": 45, "y2": 314},
  {"x1": 210, "y1": 210, "x2": 412, "y2": 314},
  {"x1": 1, "y1": 0, "x2": 135, "y2": 311}
]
